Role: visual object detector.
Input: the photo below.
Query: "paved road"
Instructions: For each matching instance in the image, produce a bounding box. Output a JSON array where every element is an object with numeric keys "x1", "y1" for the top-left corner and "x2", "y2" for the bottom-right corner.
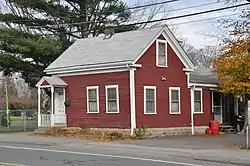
[{"x1": 0, "y1": 134, "x2": 248, "y2": 166}]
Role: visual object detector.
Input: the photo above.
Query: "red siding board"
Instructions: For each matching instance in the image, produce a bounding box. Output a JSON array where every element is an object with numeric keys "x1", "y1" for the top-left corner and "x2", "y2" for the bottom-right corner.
[
  {"x1": 62, "y1": 71, "x2": 130, "y2": 129},
  {"x1": 194, "y1": 89, "x2": 211, "y2": 126},
  {"x1": 135, "y1": 34, "x2": 211, "y2": 128},
  {"x1": 41, "y1": 80, "x2": 50, "y2": 86}
]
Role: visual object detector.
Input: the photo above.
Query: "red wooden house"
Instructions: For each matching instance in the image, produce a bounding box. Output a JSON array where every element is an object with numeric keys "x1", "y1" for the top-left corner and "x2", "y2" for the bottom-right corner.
[{"x1": 36, "y1": 25, "x2": 242, "y2": 135}]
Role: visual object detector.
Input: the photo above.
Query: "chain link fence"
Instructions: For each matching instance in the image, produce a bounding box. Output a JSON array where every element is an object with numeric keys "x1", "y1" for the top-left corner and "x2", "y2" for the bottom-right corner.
[{"x1": 0, "y1": 110, "x2": 38, "y2": 133}]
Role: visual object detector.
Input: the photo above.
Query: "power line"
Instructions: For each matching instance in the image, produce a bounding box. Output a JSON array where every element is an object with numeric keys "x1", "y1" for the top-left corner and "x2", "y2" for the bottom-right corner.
[
  {"x1": 125, "y1": 3, "x2": 250, "y2": 26},
  {"x1": 131, "y1": 0, "x2": 226, "y2": 19},
  {"x1": 168, "y1": 13, "x2": 240, "y2": 26},
  {"x1": 28, "y1": 2, "x2": 250, "y2": 28}
]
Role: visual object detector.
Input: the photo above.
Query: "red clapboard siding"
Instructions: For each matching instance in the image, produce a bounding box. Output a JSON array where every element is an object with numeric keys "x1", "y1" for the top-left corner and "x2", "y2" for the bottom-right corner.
[
  {"x1": 134, "y1": 34, "x2": 211, "y2": 128},
  {"x1": 61, "y1": 71, "x2": 130, "y2": 129}
]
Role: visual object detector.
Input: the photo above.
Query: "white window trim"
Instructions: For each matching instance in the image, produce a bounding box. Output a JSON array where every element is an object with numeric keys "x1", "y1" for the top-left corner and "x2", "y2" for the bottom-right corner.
[
  {"x1": 86, "y1": 86, "x2": 99, "y2": 114},
  {"x1": 156, "y1": 39, "x2": 168, "y2": 68},
  {"x1": 193, "y1": 88, "x2": 203, "y2": 114},
  {"x1": 105, "y1": 85, "x2": 120, "y2": 114},
  {"x1": 144, "y1": 86, "x2": 157, "y2": 115},
  {"x1": 169, "y1": 87, "x2": 181, "y2": 114}
]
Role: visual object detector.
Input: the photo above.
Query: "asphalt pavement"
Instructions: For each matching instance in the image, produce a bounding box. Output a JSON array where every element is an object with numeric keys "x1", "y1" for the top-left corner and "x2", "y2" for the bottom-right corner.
[{"x1": 0, "y1": 134, "x2": 248, "y2": 166}]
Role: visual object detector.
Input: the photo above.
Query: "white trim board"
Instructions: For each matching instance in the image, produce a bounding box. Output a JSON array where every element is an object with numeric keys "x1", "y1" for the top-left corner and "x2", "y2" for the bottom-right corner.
[
  {"x1": 169, "y1": 87, "x2": 181, "y2": 115},
  {"x1": 105, "y1": 85, "x2": 120, "y2": 114},
  {"x1": 144, "y1": 86, "x2": 157, "y2": 115},
  {"x1": 86, "y1": 86, "x2": 100, "y2": 114},
  {"x1": 189, "y1": 83, "x2": 218, "y2": 88}
]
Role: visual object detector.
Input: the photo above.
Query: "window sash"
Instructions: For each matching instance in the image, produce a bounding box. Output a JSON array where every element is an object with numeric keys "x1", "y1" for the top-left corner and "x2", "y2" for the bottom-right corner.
[
  {"x1": 87, "y1": 87, "x2": 98, "y2": 113},
  {"x1": 194, "y1": 90, "x2": 202, "y2": 113},
  {"x1": 157, "y1": 41, "x2": 167, "y2": 66},
  {"x1": 106, "y1": 86, "x2": 119, "y2": 113},
  {"x1": 144, "y1": 87, "x2": 156, "y2": 114},
  {"x1": 170, "y1": 88, "x2": 180, "y2": 114}
]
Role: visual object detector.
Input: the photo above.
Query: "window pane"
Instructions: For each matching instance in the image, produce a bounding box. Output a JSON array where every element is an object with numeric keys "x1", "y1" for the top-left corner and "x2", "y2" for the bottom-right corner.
[
  {"x1": 146, "y1": 89, "x2": 155, "y2": 101},
  {"x1": 89, "y1": 102, "x2": 98, "y2": 112},
  {"x1": 171, "y1": 102, "x2": 179, "y2": 113},
  {"x1": 146, "y1": 101, "x2": 155, "y2": 113},
  {"x1": 213, "y1": 92, "x2": 221, "y2": 106},
  {"x1": 108, "y1": 88, "x2": 117, "y2": 100},
  {"x1": 171, "y1": 90, "x2": 179, "y2": 101},
  {"x1": 194, "y1": 90, "x2": 201, "y2": 101},
  {"x1": 108, "y1": 101, "x2": 117, "y2": 112},
  {"x1": 194, "y1": 101, "x2": 201, "y2": 112},
  {"x1": 158, "y1": 42, "x2": 166, "y2": 66},
  {"x1": 88, "y1": 89, "x2": 97, "y2": 101}
]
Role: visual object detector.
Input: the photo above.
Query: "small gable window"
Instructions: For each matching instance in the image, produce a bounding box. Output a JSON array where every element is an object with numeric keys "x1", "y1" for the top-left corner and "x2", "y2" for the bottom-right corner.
[{"x1": 156, "y1": 40, "x2": 167, "y2": 67}]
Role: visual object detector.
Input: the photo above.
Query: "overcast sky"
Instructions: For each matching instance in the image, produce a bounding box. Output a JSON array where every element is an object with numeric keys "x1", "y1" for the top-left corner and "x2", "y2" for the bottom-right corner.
[{"x1": 123, "y1": 0, "x2": 247, "y2": 48}]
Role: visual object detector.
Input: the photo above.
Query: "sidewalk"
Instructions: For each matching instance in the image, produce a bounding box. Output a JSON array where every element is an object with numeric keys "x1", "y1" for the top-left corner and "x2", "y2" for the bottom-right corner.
[{"x1": 0, "y1": 133, "x2": 249, "y2": 166}]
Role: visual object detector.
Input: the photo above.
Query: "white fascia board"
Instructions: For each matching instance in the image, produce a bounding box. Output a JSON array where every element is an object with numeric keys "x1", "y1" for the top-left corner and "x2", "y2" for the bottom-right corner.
[
  {"x1": 45, "y1": 61, "x2": 133, "y2": 73},
  {"x1": 189, "y1": 83, "x2": 218, "y2": 88}
]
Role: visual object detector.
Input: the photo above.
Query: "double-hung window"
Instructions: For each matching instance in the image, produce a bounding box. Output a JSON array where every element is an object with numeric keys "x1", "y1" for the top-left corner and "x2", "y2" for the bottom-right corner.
[
  {"x1": 169, "y1": 87, "x2": 181, "y2": 114},
  {"x1": 106, "y1": 85, "x2": 119, "y2": 113},
  {"x1": 193, "y1": 89, "x2": 203, "y2": 113},
  {"x1": 86, "y1": 86, "x2": 99, "y2": 113},
  {"x1": 144, "y1": 86, "x2": 157, "y2": 114},
  {"x1": 156, "y1": 40, "x2": 167, "y2": 67}
]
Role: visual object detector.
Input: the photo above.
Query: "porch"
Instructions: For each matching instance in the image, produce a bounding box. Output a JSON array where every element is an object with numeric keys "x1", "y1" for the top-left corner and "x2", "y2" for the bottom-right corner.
[
  {"x1": 36, "y1": 76, "x2": 68, "y2": 127},
  {"x1": 211, "y1": 91, "x2": 245, "y2": 131}
]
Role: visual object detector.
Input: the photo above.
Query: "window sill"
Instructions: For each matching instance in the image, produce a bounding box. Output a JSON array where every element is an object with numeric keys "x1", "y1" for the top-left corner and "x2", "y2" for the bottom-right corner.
[
  {"x1": 156, "y1": 65, "x2": 168, "y2": 68},
  {"x1": 193, "y1": 112, "x2": 203, "y2": 114},
  {"x1": 87, "y1": 112, "x2": 99, "y2": 114},
  {"x1": 106, "y1": 111, "x2": 119, "y2": 114},
  {"x1": 144, "y1": 112, "x2": 157, "y2": 115},
  {"x1": 169, "y1": 112, "x2": 181, "y2": 115}
]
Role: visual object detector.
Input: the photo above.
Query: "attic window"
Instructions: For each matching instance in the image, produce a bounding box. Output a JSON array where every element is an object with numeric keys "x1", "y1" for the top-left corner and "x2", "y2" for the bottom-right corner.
[{"x1": 156, "y1": 40, "x2": 167, "y2": 67}]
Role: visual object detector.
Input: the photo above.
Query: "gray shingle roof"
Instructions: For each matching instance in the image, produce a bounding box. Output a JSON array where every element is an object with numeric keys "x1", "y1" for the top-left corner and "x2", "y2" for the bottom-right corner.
[
  {"x1": 190, "y1": 68, "x2": 218, "y2": 84},
  {"x1": 46, "y1": 26, "x2": 165, "y2": 71}
]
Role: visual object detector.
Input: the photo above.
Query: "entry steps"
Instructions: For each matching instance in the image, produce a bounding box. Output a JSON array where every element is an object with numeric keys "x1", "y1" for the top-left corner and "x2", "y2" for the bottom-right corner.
[{"x1": 219, "y1": 125, "x2": 236, "y2": 134}]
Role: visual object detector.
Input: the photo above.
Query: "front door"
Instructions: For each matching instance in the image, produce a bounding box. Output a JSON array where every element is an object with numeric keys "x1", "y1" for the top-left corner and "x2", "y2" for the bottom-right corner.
[
  {"x1": 213, "y1": 91, "x2": 223, "y2": 123},
  {"x1": 54, "y1": 88, "x2": 66, "y2": 124}
]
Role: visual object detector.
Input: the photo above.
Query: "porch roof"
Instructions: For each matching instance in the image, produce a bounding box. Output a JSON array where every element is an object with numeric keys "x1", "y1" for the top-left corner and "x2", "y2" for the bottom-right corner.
[
  {"x1": 190, "y1": 68, "x2": 218, "y2": 85},
  {"x1": 36, "y1": 76, "x2": 68, "y2": 87}
]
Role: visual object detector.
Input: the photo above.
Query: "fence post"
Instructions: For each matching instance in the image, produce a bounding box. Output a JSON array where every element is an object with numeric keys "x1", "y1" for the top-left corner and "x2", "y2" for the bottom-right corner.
[{"x1": 24, "y1": 111, "x2": 26, "y2": 132}]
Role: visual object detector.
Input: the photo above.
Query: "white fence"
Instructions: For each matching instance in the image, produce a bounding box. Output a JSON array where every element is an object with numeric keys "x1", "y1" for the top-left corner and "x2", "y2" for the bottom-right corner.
[{"x1": 40, "y1": 114, "x2": 51, "y2": 127}]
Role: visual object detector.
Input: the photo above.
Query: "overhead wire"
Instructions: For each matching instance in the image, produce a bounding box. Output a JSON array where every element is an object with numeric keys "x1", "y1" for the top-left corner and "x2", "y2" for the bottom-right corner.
[{"x1": 27, "y1": 2, "x2": 249, "y2": 28}]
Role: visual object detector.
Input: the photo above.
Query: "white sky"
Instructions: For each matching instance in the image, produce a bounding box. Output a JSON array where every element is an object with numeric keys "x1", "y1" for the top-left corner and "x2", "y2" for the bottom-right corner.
[{"x1": 123, "y1": 0, "x2": 248, "y2": 48}]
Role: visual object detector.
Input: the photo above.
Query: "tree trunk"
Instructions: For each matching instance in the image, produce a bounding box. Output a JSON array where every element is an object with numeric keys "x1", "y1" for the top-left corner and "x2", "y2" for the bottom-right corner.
[{"x1": 239, "y1": 96, "x2": 248, "y2": 134}]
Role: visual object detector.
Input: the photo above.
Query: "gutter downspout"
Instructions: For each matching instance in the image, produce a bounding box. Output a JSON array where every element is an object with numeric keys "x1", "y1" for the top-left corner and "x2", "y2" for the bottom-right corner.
[
  {"x1": 190, "y1": 85, "x2": 196, "y2": 135},
  {"x1": 127, "y1": 64, "x2": 136, "y2": 136}
]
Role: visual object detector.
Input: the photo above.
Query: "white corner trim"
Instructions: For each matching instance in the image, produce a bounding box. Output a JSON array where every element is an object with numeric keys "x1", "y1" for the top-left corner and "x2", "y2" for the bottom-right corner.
[
  {"x1": 156, "y1": 39, "x2": 168, "y2": 68},
  {"x1": 192, "y1": 88, "x2": 203, "y2": 114},
  {"x1": 169, "y1": 87, "x2": 181, "y2": 115},
  {"x1": 86, "y1": 86, "x2": 100, "y2": 114},
  {"x1": 129, "y1": 68, "x2": 136, "y2": 135},
  {"x1": 186, "y1": 72, "x2": 190, "y2": 88},
  {"x1": 189, "y1": 83, "x2": 218, "y2": 88},
  {"x1": 144, "y1": 86, "x2": 157, "y2": 115},
  {"x1": 105, "y1": 85, "x2": 119, "y2": 114}
]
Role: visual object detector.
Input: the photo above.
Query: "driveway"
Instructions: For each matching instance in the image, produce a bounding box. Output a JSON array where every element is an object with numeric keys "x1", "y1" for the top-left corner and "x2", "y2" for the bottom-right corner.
[{"x1": 114, "y1": 133, "x2": 246, "y2": 150}]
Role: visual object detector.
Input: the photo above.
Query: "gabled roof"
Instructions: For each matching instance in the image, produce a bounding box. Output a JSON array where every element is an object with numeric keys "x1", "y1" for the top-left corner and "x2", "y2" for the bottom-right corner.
[
  {"x1": 45, "y1": 25, "x2": 195, "y2": 74},
  {"x1": 36, "y1": 76, "x2": 68, "y2": 87},
  {"x1": 190, "y1": 68, "x2": 218, "y2": 84}
]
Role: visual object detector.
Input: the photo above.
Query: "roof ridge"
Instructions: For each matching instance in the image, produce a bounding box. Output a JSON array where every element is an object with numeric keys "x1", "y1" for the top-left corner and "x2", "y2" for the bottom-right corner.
[{"x1": 76, "y1": 24, "x2": 166, "y2": 41}]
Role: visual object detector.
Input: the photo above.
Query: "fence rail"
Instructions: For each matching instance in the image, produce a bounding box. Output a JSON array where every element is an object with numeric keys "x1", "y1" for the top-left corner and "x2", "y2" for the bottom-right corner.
[{"x1": 0, "y1": 110, "x2": 38, "y2": 133}]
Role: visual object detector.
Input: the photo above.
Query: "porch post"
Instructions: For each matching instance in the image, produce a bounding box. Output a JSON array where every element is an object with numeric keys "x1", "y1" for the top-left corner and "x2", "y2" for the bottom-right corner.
[
  {"x1": 38, "y1": 87, "x2": 41, "y2": 127},
  {"x1": 51, "y1": 86, "x2": 55, "y2": 126}
]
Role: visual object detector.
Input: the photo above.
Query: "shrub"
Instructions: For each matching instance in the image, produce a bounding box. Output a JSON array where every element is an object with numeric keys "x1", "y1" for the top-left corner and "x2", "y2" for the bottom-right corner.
[
  {"x1": 0, "y1": 112, "x2": 12, "y2": 127},
  {"x1": 134, "y1": 125, "x2": 148, "y2": 139}
]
